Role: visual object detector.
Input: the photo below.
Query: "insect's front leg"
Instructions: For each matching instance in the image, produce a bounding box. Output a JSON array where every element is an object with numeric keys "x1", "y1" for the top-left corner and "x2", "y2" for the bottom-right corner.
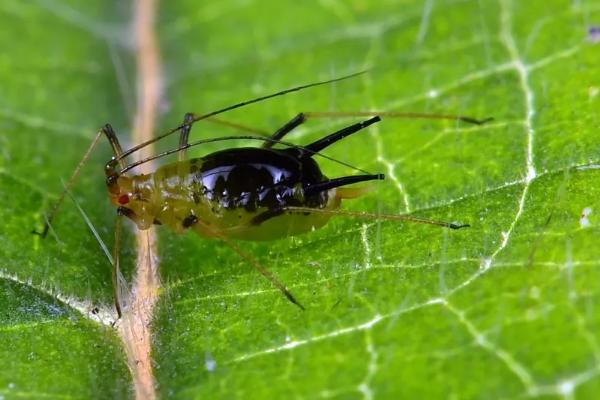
[
  {"x1": 112, "y1": 210, "x2": 125, "y2": 319},
  {"x1": 178, "y1": 113, "x2": 195, "y2": 161}
]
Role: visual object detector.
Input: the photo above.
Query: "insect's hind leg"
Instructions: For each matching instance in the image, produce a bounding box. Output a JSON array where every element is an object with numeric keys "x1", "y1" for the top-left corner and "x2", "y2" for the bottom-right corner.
[
  {"x1": 281, "y1": 207, "x2": 470, "y2": 230},
  {"x1": 178, "y1": 113, "x2": 195, "y2": 161},
  {"x1": 262, "y1": 109, "x2": 493, "y2": 152},
  {"x1": 183, "y1": 215, "x2": 305, "y2": 310}
]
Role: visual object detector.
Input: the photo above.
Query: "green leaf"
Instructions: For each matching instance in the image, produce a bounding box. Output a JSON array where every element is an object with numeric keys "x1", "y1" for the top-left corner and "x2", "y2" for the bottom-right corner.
[
  {"x1": 1, "y1": 0, "x2": 600, "y2": 399},
  {"x1": 0, "y1": 1, "x2": 131, "y2": 398}
]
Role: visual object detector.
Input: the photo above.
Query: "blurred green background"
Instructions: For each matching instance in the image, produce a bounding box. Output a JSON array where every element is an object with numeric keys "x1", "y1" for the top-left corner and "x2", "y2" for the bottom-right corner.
[{"x1": 1, "y1": 0, "x2": 599, "y2": 398}]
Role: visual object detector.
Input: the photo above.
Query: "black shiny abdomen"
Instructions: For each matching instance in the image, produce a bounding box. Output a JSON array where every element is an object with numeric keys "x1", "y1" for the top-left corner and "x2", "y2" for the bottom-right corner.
[{"x1": 194, "y1": 147, "x2": 328, "y2": 211}]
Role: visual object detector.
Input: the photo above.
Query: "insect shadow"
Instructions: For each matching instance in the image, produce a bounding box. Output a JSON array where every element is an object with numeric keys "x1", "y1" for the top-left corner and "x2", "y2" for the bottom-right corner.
[{"x1": 33, "y1": 71, "x2": 492, "y2": 318}]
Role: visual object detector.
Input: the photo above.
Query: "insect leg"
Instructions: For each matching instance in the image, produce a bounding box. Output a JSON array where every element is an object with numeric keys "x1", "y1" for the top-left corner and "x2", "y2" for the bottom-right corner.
[
  {"x1": 112, "y1": 210, "x2": 125, "y2": 318},
  {"x1": 119, "y1": 106, "x2": 493, "y2": 175},
  {"x1": 279, "y1": 207, "x2": 470, "y2": 230},
  {"x1": 177, "y1": 113, "x2": 194, "y2": 161},
  {"x1": 225, "y1": 235, "x2": 305, "y2": 310},
  {"x1": 203, "y1": 117, "x2": 270, "y2": 136},
  {"x1": 186, "y1": 216, "x2": 305, "y2": 310},
  {"x1": 178, "y1": 114, "x2": 270, "y2": 160},
  {"x1": 262, "y1": 113, "x2": 306, "y2": 149},
  {"x1": 265, "y1": 108, "x2": 493, "y2": 151},
  {"x1": 304, "y1": 111, "x2": 493, "y2": 125}
]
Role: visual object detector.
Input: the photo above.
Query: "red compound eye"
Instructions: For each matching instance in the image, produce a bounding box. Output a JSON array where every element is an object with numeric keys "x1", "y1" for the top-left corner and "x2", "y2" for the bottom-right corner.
[{"x1": 118, "y1": 194, "x2": 130, "y2": 205}]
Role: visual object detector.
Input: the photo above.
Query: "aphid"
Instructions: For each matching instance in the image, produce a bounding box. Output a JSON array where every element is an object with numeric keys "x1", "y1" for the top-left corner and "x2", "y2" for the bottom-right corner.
[{"x1": 35, "y1": 72, "x2": 491, "y2": 317}]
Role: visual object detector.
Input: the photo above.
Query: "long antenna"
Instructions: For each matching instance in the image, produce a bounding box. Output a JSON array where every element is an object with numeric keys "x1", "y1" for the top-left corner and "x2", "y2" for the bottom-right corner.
[
  {"x1": 117, "y1": 71, "x2": 367, "y2": 161},
  {"x1": 118, "y1": 135, "x2": 374, "y2": 176},
  {"x1": 32, "y1": 129, "x2": 105, "y2": 237}
]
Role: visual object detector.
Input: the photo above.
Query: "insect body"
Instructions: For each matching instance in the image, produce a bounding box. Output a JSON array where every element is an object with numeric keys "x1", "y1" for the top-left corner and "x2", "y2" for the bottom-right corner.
[
  {"x1": 37, "y1": 72, "x2": 489, "y2": 317},
  {"x1": 109, "y1": 118, "x2": 383, "y2": 241}
]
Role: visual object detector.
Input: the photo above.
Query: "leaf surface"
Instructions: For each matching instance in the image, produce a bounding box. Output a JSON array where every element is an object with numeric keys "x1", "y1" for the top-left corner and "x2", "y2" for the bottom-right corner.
[{"x1": 1, "y1": 1, "x2": 599, "y2": 399}]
